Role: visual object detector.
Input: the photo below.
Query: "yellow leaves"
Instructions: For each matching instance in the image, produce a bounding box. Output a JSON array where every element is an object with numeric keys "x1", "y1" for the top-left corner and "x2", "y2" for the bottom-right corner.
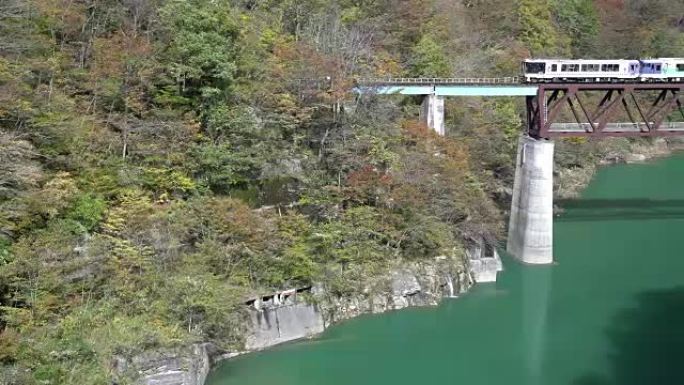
[
  {"x1": 0, "y1": 328, "x2": 21, "y2": 362},
  {"x1": 0, "y1": 307, "x2": 32, "y2": 331},
  {"x1": 0, "y1": 58, "x2": 11, "y2": 83},
  {"x1": 259, "y1": 27, "x2": 281, "y2": 49},
  {"x1": 372, "y1": 51, "x2": 403, "y2": 77},
  {"x1": 27, "y1": 172, "x2": 78, "y2": 220},
  {"x1": 563, "y1": 137, "x2": 588, "y2": 145},
  {"x1": 143, "y1": 168, "x2": 197, "y2": 198},
  {"x1": 101, "y1": 190, "x2": 153, "y2": 236}
]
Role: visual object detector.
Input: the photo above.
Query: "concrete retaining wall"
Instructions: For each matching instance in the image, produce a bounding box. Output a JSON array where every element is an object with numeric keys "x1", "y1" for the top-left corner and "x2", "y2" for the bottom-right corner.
[{"x1": 245, "y1": 303, "x2": 326, "y2": 350}]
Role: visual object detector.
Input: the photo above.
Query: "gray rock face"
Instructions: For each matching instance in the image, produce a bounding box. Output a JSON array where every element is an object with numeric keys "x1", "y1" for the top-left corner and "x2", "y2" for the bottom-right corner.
[
  {"x1": 390, "y1": 269, "x2": 422, "y2": 307},
  {"x1": 133, "y1": 344, "x2": 211, "y2": 385},
  {"x1": 245, "y1": 303, "x2": 325, "y2": 350},
  {"x1": 317, "y1": 257, "x2": 473, "y2": 326}
]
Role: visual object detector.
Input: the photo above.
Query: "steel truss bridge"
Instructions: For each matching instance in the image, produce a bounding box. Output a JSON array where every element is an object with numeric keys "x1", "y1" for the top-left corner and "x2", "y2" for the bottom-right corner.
[{"x1": 355, "y1": 78, "x2": 684, "y2": 139}]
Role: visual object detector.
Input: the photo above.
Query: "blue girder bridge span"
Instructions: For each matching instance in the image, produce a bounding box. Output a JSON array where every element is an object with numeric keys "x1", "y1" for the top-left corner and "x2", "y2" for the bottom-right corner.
[
  {"x1": 356, "y1": 78, "x2": 684, "y2": 139},
  {"x1": 357, "y1": 78, "x2": 684, "y2": 267}
]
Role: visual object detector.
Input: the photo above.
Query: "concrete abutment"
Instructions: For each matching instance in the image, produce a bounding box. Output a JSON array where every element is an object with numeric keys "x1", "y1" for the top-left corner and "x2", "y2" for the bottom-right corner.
[{"x1": 507, "y1": 135, "x2": 554, "y2": 265}]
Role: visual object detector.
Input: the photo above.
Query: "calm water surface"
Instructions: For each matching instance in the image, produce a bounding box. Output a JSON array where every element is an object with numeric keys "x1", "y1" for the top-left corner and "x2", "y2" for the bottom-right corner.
[{"x1": 207, "y1": 154, "x2": 684, "y2": 385}]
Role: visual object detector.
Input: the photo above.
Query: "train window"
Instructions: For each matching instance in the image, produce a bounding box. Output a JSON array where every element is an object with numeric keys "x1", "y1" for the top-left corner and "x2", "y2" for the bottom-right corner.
[
  {"x1": 551, "y1": 64, "x2": 557, "y2": 72},
  {"x1": 562, "y1": 64, "x2": 579, "y2": 72},
  {"x1": 656, "y1": 64, "x2": 662, "y2": 71},
  {"x1": 525, "y1": 62, "x2": 545, "y2": 74},
  {"x1": 677, "y1": 64, "x2": 684, "y2": 71},
  {"x1": 601, "y1": 64, "x2": 619, "y2": 72}
]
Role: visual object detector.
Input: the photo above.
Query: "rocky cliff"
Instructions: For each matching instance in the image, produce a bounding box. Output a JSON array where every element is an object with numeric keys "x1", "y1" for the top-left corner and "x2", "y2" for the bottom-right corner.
[
  {"x1": 120, "y1": 344, "x2": 211, "y2": 385},
  {"x1": 134, "y1": 239, "x2": 502, "y2": 384}
]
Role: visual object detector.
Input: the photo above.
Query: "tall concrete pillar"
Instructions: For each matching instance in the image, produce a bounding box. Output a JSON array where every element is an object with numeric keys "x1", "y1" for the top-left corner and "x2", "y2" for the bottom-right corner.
[
  {"x1": 420, "y1": 94, "x2": 445, "y2": 136},
  {"x1": 507, "y1": 135, "x2": 554, "y2": 264}
]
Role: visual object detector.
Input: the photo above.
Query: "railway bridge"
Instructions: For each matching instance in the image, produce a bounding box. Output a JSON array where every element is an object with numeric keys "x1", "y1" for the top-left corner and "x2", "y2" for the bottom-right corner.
[{"x1": 357, "y1": 78, "x2": 684, "y2": 265}]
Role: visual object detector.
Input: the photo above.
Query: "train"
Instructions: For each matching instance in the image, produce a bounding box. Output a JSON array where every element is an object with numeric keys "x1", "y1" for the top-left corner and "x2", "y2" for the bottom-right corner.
[{"x1": 522, "y1": 58, "x2": 684, "y2": 82}]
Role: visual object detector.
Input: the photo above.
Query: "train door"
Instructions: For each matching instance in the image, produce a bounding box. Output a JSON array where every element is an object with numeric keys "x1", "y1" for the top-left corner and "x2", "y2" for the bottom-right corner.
[{"x1": 629, "y1": 63, "x2": 638, "y2": 75}]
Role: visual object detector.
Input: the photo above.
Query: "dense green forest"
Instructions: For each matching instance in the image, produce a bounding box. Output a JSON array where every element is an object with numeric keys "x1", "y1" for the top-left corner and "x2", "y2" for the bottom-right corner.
[{"x1": 0, "y1": 0, "x2": 682, "y2": 383}]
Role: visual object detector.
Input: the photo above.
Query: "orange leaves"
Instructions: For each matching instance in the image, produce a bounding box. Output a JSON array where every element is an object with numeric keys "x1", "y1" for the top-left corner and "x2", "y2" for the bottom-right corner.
[
  {"x1": 345, "y1": 165, "x2": 394, "y2": 206},
  {"x1": 401, "y1": 119, "x2": 432, "y2": 139},
  {"x1": 89, "y1": 31, "x2": 153, "y2": 115},
  {"x1": 347, "y1": 165, "x2": 393, "y2": 188},
  {"x1": 401, "y1": 119, "x2": 471, "y2": 174},
  {"x1": 595, "y1": 0, "x2": 625, "y2": 11},
  {"x1": 91, "y1": 32, "x2": 152, "y2": 77}
]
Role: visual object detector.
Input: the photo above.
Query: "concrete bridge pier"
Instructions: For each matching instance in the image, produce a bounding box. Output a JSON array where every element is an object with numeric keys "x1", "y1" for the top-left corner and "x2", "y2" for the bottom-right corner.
[
  {"x1": 507, "y1": 135, "x2": 554, "y2": 264},
  {"x1": 420, "y1": 94, "x2": 445, "y2": 135}
]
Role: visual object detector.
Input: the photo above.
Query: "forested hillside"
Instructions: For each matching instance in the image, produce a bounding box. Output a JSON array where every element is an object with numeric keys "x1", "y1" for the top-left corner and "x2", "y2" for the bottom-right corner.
[{"x1": 0, "y1": 0, "x2": 682, "y2": 383}]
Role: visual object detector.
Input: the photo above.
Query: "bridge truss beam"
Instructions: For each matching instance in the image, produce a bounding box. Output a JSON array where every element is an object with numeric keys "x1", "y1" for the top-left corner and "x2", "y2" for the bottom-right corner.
[{"x1": 527, "y1": 84, "x2": 684, "y2": 139}]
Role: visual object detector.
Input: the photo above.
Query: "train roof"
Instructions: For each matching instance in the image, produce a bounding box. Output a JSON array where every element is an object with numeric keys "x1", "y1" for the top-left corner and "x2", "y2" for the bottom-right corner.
[
  {"x1": 524, "y1": 58, "x2": 637, "y2": 62},
  {"x1": 641, "y1": 58, "x2": 684, "y2": 61},
  {"x1": 526, "y1": 58, "x2": 684, "y2": 62}
]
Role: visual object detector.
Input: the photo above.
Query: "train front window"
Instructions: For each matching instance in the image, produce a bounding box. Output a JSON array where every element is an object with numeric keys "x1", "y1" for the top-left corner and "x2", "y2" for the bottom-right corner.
[{"x1": 525, "y1": 62, "x2": 546, "y2": 74}]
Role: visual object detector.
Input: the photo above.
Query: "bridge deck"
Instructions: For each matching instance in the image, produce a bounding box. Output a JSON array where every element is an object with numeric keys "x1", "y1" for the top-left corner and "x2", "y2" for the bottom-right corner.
[
  {"x1": 549, "y1": 122, "x2": 684, "y2": 137},
  {"x1": 355, "y1": 77, "x2": 532, "y2": 96},
  {"x1": 355, "y1": 78, "x2": 684, "y2": 138},
  {"x1": 356, "y1": 85, "x2": 539, "y2": 96},
  {"x1": 356, "y1": 78, "x2": 684, "y2": 97}
]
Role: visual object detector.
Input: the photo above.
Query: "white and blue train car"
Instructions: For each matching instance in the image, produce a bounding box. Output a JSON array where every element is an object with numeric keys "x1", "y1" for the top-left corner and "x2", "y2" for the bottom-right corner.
[
  {"x1": 639, "y1": 58, "x2": 684, "y2": 81},
  {"x1": 523, "y1": 59, "x2": 639, "y2": 82},
  {"x1": 523, "y1": 58, "x2": 684, "y2": 82}
]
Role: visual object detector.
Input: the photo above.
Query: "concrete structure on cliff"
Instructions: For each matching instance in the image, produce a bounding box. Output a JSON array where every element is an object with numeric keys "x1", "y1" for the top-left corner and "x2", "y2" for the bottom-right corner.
[{"x1": 358, "y1": 78, "x2": 684, "y2": 265}]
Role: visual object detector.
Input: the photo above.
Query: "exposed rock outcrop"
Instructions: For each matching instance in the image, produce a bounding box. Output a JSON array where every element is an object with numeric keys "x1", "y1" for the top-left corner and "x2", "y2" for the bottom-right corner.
[
  {"x1": 315, "y1": 256, "x2": 473, "y2": 326},
  {"x1": 121, "y1": 343, "x2": 211, "y2": 385}
]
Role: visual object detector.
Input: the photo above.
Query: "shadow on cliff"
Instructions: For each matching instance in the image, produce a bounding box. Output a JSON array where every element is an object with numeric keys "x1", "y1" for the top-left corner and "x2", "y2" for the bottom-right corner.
[
  {"x1": 555, "y1": 198, "x2": 684, "y2": 221},
  {"x1": 572, "y1": 287, "x2": 684, "y2": 385}
]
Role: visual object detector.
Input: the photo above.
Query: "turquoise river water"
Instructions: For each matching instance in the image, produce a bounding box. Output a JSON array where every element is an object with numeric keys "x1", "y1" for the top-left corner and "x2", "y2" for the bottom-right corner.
[{"x1": 207, "y1": 154, "x2": 684, "y2": 385}]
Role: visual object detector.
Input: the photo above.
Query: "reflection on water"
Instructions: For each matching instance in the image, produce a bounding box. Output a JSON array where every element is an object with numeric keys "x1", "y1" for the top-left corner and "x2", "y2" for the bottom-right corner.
[
  {"x1": 207, "y1": 155, "x2": 684, "y2": 385},
  {"x1": 574, "y1": 287, "x2": 684, "y2": 385},
  {"x1": 557, "y1": 198, "x2": 684, "y2": 221},
  {"x1": 521, "y1": 266, "x2": 552, "y2": 385}
]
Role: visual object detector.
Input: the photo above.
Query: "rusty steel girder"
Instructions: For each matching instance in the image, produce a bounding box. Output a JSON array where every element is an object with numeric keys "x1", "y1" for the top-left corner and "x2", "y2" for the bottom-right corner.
[{"x1": 527, "y1": 83, "x2": 684, "y2": 139}]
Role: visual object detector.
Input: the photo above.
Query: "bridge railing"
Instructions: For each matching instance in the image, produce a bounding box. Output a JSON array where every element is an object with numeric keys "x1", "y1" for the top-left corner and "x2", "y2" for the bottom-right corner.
[{"x1": 356, "y1": 77, "x2": 522, "y2": 85}]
